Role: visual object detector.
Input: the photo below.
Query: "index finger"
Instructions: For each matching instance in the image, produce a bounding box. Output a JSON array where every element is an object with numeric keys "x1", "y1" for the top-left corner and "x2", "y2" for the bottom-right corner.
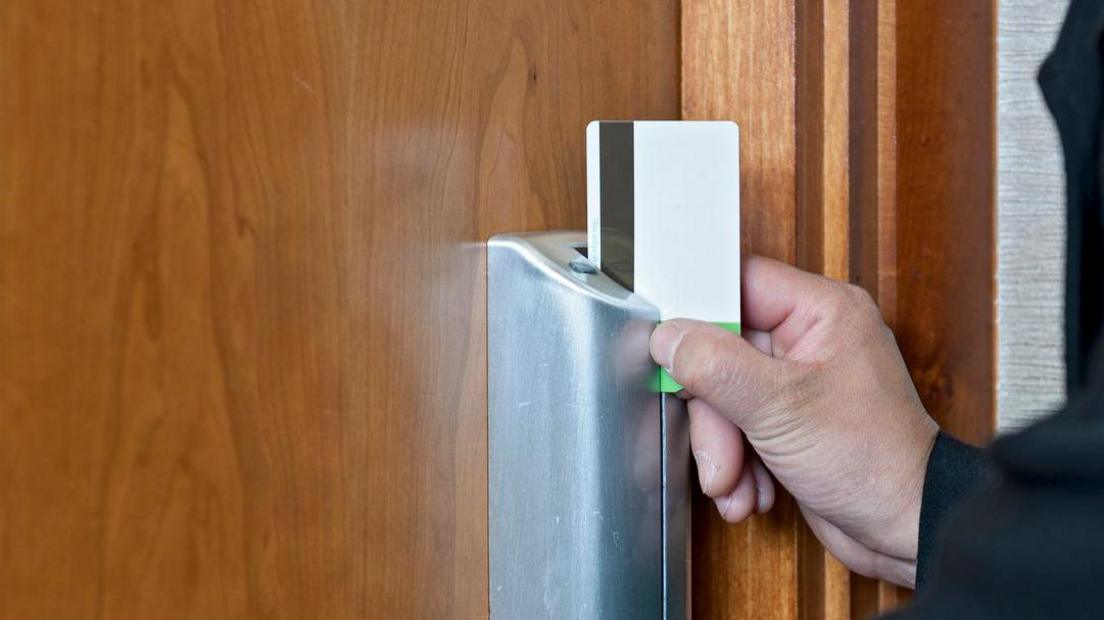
[{"x1": 741, "y1": 255, "x2": 836, "y2": 354}]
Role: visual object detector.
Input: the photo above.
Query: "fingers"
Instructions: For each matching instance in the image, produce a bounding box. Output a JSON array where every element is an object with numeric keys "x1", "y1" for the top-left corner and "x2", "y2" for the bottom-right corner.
[
  {"x1": 751, "y1": 457, "x2": 775, "y2": 513},
  {"x1": 742, "y1": 255, "x2": 831, "y2": 332},
  {"x1": 688, "y1": 399, "x2": 744, "y2": 497},
  {"x1": 715, "y1": 463, "x2": 758, "y2": 523},
  {"x1": 651, "y1": 319, "x2": 786, "y2": 431},
  {"x1": 712, "y1": 451, "x2": 775, "y2": 522},
  {"x1": 688, "y1": 399, "x2": 777, "y2": 521},
  {"x1": 800, "y1": 507, "x2": 918, "y2": 588},
  {"x1": 742, "y1": 255, "x2": 844, "y2": 357},
  {"x1": 743, "y1": 328, "x2": 773, "y2": 357}
]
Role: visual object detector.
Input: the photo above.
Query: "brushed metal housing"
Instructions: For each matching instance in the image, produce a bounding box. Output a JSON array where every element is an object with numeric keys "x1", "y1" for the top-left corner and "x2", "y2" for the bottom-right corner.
[{"x1": 488, "y1": 231, "x2": 688, "y2": 619}]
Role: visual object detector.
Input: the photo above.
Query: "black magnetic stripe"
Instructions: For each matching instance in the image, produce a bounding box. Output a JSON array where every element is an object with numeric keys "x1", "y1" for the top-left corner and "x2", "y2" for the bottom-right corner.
[{"x1": 599, "y1": 121, "x2": 635, "y2": 290}]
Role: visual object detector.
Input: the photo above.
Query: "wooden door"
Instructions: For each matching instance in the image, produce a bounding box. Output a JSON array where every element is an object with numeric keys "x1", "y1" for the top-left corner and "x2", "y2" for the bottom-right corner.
[
  {"x1": 1, "y1": 1, "x2": 677, "y2": 617},
  {"x1": 3, "y1": 0, "x2": 996, "y2": 618}
]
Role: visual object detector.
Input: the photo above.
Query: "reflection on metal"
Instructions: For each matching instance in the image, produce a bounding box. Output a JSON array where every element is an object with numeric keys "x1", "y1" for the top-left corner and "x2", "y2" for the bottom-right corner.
[{"x1": 488, "y1": 231, "x2": 689, "y2": 619}]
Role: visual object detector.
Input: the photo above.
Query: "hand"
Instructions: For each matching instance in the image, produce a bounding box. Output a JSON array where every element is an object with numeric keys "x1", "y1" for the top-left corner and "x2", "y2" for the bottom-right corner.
[{"x1": 650, "y1": 255, "x2": 938, "y2": 587}]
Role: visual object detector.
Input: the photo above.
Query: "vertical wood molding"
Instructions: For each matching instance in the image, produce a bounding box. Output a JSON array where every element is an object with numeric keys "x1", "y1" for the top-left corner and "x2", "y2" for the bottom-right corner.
[
  {"x1": 796, "y1": 1, "x2": 851, "y2": 619},
  {"x1": 850, "y1": 0, "x2": 909, "y2": 615},
  {"x1": 683, "y1": 0, "x2": 996, "y2": 617},
  {"x1": 852, "y1": 0, "x2": 899, "y2": 329},
  {"x1": 683, "y1": 1, "x2": 799, "y2": 617},
  {"x1": 798, "y1": 0, "x2": 851, "y2": 281}
]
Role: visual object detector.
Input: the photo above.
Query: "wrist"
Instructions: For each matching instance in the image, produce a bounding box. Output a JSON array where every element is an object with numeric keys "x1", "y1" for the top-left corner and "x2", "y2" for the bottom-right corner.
[{"x1": 881, "y1": 420, "x2": 939, "y2": 562}]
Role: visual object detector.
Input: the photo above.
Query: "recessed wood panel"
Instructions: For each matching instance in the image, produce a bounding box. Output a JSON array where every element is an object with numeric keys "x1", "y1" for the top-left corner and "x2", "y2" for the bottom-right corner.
[{"x1": 894, "y1": 0, "x2": 997, "y2": 446}]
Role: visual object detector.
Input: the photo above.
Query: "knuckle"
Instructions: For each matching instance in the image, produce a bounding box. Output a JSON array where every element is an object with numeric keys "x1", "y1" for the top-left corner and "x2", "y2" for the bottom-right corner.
[
  {"x1": 836, "y1": 283, "x2": 884, "y2": 327},
  {"x1": 846, "y1": 282, "x2": 876, "y2": 307},
  {"x1": 823, "y1": 282, "x2": 855, "y2": 313},
  {"x1": 676, "y1": 330, "x2": 737, "y2": 394}
]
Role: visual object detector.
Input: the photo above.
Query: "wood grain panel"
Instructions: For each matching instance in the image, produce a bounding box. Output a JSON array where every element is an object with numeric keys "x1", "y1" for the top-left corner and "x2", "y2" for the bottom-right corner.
[
  {"x1": 0, "y1": 1, "x2": 679, "y2": 617},
  {"x1": 683, "y1": 1, "x2": 800, "y2": 617},
  {"x1": 895, "y1": 0, "x2": 997, "y2": 446}
]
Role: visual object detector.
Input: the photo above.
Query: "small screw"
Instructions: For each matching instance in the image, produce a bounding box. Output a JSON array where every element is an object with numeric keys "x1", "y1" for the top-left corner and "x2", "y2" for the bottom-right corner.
[{"x1": 569, "y1": 256, "x2": 598, "y2": 274}]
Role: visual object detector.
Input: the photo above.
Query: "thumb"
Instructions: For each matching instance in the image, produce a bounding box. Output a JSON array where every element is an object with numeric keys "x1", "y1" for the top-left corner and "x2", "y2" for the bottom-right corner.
[{"x1": 650, "y1": 318, "x2": 786, "y2": 430}]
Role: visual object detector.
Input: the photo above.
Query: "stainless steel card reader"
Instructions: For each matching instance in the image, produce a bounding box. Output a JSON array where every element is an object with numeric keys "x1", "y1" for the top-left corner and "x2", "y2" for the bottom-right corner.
[{"x1": 488, "y1": 231, "x2": 689, "y2": 619}]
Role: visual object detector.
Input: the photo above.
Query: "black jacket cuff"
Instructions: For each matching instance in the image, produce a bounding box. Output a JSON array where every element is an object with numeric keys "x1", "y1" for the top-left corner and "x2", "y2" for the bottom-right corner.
[{"x1": 915, "y1": 432, "x2": 992, "y2": 591}]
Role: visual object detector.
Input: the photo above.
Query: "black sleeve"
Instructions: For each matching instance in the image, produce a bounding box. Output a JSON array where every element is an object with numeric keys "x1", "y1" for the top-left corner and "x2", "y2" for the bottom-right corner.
[
  {"x1": 886, "y1": 391, "x2": 1104, "y2": 620},
  {"x1": 914, "y1": 432, "x2": 993, "y2": 591}
]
